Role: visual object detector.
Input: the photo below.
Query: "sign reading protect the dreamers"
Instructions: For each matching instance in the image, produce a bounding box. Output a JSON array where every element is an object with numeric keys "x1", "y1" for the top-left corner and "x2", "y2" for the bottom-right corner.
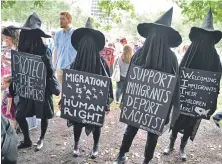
[
  {"x1": 11, "y1": 50, "x2": 46, "y2": 102},
  {"x1": 120, "y1": 64, "x2": 177, "y2": 136},
  {"x1": 61, "y1": 69, "x2": 110, "y2": 126}
]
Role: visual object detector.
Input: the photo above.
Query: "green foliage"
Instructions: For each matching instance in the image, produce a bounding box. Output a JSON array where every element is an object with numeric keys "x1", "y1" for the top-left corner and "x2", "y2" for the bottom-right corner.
[
  {"x1": 97, "y1": 0, "x2": 136, "y2": 31},
  {"x1": 1, "y1": 1, "x2": 70, "y2": 29},
  {"x1": 1, "y1": 0, "x2": 45, "y2": 9},
  {"x1": 175, "y1": 0, "x2": 222, "y2": 23}
]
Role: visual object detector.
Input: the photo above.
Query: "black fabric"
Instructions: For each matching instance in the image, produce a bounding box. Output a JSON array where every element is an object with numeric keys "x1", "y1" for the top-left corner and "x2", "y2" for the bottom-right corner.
[
  {"x1": 40, "y1": 118, "x2": 49, "y2": 140},
  {"x1": 11, "y1": 12, "x2": 50, "y2": 38},
  {"x1": 1, "y1": 115, "x2": 18, "y2": 163},
  {"x1": 14, "y1": 30, "x2": 56, "y2": 119},
  {"x1": 15, "y1": 117, "x2": 30, "y2": 143},
  {"x1": 69, "y1": 35, "x2": 113, "y2": 135},
  {"x1": 137, "y1": 7, "x2": 182, "y2": 48},
  {"x1": 73, "y1": 123, "x2": 101, "y2": 143},
  {"x1": 119, "y1": 125, "x2": 158, "y2": 162},
  {"x1": 189, "y1": 9, "x2": 222, "y2": 44},
  {"x1": 71, "y1": 18, "x2": 105, "y2": 51},
  {"x1": 173, "y1": 27, "x2": 222, "y2": 141},
  {"x1": 122, "y1": 26, "x2": 180, "y2": 128}
]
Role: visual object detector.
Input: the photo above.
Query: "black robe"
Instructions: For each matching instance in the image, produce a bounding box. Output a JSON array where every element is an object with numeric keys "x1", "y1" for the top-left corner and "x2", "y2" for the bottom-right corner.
[
  {"x1": 121, "y1": 26, "x2": 181, "y2": 132},
  {"x1": 68, "y1": 35, "x2": 114, "y2": 134},
  {"x1": 173, "y1": 32, "x2": 222, "y2": 141}
]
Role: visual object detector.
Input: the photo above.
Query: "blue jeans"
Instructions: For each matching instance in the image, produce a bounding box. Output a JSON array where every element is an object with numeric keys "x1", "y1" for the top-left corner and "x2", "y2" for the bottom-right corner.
[{"x1": 115, "y1": 76, "x2": 126, "y2": 102}]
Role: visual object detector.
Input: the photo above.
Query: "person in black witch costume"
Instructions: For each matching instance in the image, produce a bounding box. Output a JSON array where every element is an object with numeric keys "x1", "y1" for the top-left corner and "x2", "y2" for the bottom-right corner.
[
  {"x1": 114, "y1": 7, "x2": 182, "y2": 164},
  {"x1": 163, "y1": 9, "x2": 222, "y2": 161},
  {"x1": 10, "y1": 13, "x2": 60, "y2": 150},
  {"x1": 65, "y1": 17, "x2": 113, "y2": 158}
]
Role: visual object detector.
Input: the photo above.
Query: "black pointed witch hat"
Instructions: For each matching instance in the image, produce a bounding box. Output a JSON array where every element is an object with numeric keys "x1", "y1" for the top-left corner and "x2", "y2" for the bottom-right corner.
[
  {"x1": 71, "y1": 17, "x2": 105, "y2": 50},
  {"x1": 12, "y1": 12, "x2": 51, "y2": 38},
  {"x1": 137, "y1": 7, "x2": 182, "y2": 47},
  {"x1": 189, "y1": 8, "x2": 222, "y2": 44}
]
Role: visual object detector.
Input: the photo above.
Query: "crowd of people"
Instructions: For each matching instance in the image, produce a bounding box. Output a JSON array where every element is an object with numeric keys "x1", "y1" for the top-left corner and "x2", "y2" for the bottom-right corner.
[{"x1": 1, "y1": 8, "x2": 222, "y2": 164}]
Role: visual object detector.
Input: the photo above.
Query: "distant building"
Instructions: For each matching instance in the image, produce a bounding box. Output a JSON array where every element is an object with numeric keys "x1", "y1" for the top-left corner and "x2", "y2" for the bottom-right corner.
[{"x1": 90, "y1": 0, "x2": 111, "y2": 24}]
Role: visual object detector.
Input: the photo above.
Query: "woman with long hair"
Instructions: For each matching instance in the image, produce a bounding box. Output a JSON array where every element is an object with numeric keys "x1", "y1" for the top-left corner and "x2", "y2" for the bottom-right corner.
[
  {"x1": 1, "y1": 26, "x2": 19, "y2": 77},
  {"x1": 12, "y1": 13, "x2": 60, "y2": 151},
  {"x1": 115, "y1": 45, "x2": 132, "y2": 103},
  {"x1": 66, "y1": 17, "x2": 113, "y2": 158}
]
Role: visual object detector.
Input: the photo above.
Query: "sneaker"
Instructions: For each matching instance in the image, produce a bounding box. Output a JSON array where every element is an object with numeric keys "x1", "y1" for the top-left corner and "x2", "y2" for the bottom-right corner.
[
  {"x1": 56, "y1": 111, "x2": 61, "y2": 117},
  {"x1": 35, "y1": 139, "x2": 44, "y2": 151}
]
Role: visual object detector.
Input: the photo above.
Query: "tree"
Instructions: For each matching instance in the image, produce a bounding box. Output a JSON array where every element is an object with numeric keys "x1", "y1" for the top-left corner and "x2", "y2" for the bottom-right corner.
[
  {"x1": 1, "y1": 0, "x2": 70, "y2": 30},
  {"x1": 175, "y1": 0, "x2": 222, "y2": 23},
  {"x1": 95, "y1": 0, "x2": 136, "y2": 31},
  {"x1": 1, "y1": 0, "x2": 45, "y2": 9}
]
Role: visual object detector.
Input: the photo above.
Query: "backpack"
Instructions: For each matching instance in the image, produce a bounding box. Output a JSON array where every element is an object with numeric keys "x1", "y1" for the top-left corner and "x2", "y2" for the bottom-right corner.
[{"x1": 1, "y1": 114, "x2": 18, "y2": 163}]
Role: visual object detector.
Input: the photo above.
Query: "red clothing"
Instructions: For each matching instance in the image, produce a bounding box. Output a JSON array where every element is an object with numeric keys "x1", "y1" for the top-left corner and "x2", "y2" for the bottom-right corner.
[{"x1": 101, "y1": 47, "x2": 114, "y2": 68}]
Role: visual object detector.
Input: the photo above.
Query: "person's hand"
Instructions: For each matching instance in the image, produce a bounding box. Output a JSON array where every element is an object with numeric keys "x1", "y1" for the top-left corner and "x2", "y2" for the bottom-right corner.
[
  {"x1": 1, "y1": 55, "x2": 6, "y2": 63},
  {"x1": 6, "y1": 109, "x2": 10, "y2": 116}
]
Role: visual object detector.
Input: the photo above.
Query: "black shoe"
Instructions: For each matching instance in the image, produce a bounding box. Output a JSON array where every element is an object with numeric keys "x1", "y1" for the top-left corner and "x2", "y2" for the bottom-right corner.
[
  {"x1": 35, "y1": 139, "x2": 44, "y2": 151},
  {"x1": 73, "y1": 142, "x2": 80, "y2": 157},
  {"x1": 91, "y1": 143, "x2": 99, "y2": 159},
  {"x1": 113, "y1": 152, "x2": 126, "y2": 164},
  {"x1": 18, "y1": 141, "x2": 32, "y2": 149}
]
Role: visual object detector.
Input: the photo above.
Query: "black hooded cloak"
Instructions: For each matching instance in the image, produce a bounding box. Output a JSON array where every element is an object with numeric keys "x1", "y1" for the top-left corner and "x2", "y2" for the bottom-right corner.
[
  {"x1": 13, "y1": 30, "x2": 58, "y2": 119},
  {"x1": 173, "y1": 31, "x2": 222, "y2": 141},
  {"x1": 69, "y1": 35, "x2": 114, "y2": 134},
  {"x1": 122, "y1": 25, "x2": 180, "y2": 129}
]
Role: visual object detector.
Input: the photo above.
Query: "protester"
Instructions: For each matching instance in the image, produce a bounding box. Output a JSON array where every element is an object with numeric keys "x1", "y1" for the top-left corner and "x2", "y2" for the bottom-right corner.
[
  {"x1": 1, "y1": 75, "x2": 17, "y2": 129},
  {"x1": 114, "y1": 45, "x2": 132, "y2": 103},
  {"x1": 114, "y1": 38, "x2": 123, "y2": 59},
  {"x1": 101, "y1": 43, "x2": 115, "y2": 75},
  {"x1": 114, "y1": 7, "x2": 182, "y2": 164},
  {"x1": 213, "y1": 111, "x2": 222, "y2": 128},
  {"x1": 62, "y1": 17, "x2": 113, "y2": 158},
  {"x1": 53, "y1": 11, "x2": 77, "y2": 88},
  {"x1": 120, "y1": 37, "x2": 127, "y2": 47},
  {"x1": 11, "y1": 13, "x2": 60, "y2": 151},
  {"x1": 1, "y1": 114, "x2": 18, "y2": 164},
  {"x1": 163, "y1": 9, "x2": 222, "y2": 161},
  {"x1": 1, "y1": 26, "x2": 19, "y2": 77}
]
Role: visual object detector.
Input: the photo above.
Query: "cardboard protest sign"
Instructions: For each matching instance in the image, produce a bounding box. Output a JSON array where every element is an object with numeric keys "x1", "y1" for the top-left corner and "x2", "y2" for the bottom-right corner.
[
  {"x1": 11, "y1": 50, "x2": 46, "y2": 102},
  {"x1": 180, "y1": 68, "x2": 221, "y2": 119},
  {"x1": 120, "y1": 64, "x2": 177, "y2": 136},
  {"x1": 61, "y1": 69, "x2": 110, "y2": 126},
  {"x1": 101, "y1": 47, "x2": 114, "y2": 68}
]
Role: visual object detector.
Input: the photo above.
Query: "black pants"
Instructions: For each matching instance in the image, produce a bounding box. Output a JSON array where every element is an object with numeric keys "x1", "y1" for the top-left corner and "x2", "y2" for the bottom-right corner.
[
  {"x1": 16, "y1": 116, "x2": 48, "y2": 142},
  {"x1": 73, "y1": 123, "x2": 101, "y2": 144},
  {"x1": 120, "y1": 125, "x2": 159, "y2": 161},
  {"x1": 171, "y1": 124, "x2": 190, "y2": 143}
]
